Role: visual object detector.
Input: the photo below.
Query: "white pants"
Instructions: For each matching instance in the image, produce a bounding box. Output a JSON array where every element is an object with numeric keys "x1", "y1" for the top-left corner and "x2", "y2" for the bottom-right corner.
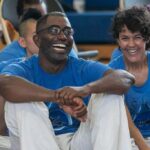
[
  {"x1": 5, "y1": 93, "x2": 132, "y2": 150},
  {"x1": 0, "y1": 136, "x2": 10, "y2": 150}
]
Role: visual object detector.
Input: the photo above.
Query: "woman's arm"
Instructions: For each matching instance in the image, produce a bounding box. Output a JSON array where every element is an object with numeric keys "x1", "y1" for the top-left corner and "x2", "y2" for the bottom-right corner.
[{"x1": 126, "y1": 106, "x2": 150, "y2": 150}]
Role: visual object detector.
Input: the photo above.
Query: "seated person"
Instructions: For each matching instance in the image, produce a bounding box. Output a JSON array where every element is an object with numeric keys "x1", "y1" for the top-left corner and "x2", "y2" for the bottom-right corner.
[
  {"x1": 109, "y1": 6, "x2": 150, "y2": 150},
  {"x1": 0, "y1": 8, "x2": 42, "y2": 150},
  {"x1": 0, "y1": 9, "x2": 41, "y2": 61},
  {"x1": 0, "y1": 12, "x2": 135, "y2": 150},
  {"x1": 17, "y1": 0, "x2": 78, "y2": 53},
  {"x1": 0, "y1": 8, "x2": 77, "y2": 61},
  {"x1": 0, "y1": 7, "x2": 77, "y2": 134},
  {"x1": 110, "y1": 4, "x2": 150, "y2": 62},
  {"x1": 0, "y1": 0, "x2": 47, "y2": 49}
]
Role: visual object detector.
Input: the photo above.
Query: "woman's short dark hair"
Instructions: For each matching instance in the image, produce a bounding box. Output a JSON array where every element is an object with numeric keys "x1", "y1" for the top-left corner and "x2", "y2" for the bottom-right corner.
[{"x1": 111, "y1": 6, "x2": 150, "y2": 42}]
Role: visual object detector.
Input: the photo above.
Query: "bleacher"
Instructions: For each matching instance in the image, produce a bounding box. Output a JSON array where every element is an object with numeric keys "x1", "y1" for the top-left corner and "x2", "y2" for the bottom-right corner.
[{"x1": 60, "y1": 0, "x2": 119, "y2": 62}]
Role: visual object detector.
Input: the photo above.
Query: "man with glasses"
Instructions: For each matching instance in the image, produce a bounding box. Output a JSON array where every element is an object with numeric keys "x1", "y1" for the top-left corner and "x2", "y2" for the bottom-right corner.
[{"x1": 0, "y1": 12, "x2": 135, "y2": 150}]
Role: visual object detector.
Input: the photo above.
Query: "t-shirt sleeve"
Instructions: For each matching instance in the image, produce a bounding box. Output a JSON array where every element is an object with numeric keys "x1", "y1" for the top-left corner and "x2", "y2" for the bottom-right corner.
[
  {"x1": 108, "y1": 55, "x2": 124, "y2": 69},
  {"x1": 110, "y1": 48, "x2": 122, "y2": 61},
  {"x1": 108, "y1": 59, "x2": 118, "y2": 69},
  {"x1": 1, "y1": 59, "x2": 33, "y2": 82},
  {"x1": 0, "y1": 58, "x2": 24, "y2": 73},
  {"x1": 79, "y1": 60, "x2": 111, "y2": 84},
  {"x1": 69, "y1": 48, "x2": 78, "y2": 58}
]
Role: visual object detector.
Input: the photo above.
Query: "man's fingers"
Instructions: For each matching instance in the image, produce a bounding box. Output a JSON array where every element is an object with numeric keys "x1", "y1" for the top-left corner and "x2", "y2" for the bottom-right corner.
[
  {"x1": 77, "y1": 114, "x2": 87, "y2": 122},
  {"x1": 58, "y1": 96, "x2": 87, "y2": 122},
  {"x1": 74, "y1": 107, "x2": 87, "y2": 118},
  {"x1": 72, "y1": 97, "x2": 87, "y2": 120}
]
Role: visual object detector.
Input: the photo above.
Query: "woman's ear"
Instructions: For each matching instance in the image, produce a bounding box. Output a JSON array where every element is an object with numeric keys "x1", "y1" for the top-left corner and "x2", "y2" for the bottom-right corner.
[
  {"x1": 33, "y1": 34, "x2": 40, "y2": 48},
  {"x1": 146, "y1": 38, "x2": 150, "y2": 44},
  {"x1": 116, "y1": 39, "x2": 119, "y2": 44},
  {"x1": 18, "y1": 37, "x2": 26, "y2": 48},
  {"x1": 117, "y1": 39, "x2": 121, "y2": 46},
  {"x1": 146, "y1": 38, "x2": 150, "y2": 50}
]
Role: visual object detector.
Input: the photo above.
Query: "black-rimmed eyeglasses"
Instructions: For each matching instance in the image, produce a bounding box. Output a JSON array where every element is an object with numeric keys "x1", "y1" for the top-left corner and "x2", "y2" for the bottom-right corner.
[{"x1": 37, "y1": 25, "x2": 74, "y2": 37}]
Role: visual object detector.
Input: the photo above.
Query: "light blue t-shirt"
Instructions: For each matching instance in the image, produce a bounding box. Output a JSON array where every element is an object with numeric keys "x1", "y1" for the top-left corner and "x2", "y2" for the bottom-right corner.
[
  {"x1": 0, "y1": 41, "x2": 78, "y2": 61},
  {"x1": 109, "y1": 52, "x2": 150, "y2": 137},
  {"x1": 2, "y1": 55, "x2": 110, "y2": 135}
]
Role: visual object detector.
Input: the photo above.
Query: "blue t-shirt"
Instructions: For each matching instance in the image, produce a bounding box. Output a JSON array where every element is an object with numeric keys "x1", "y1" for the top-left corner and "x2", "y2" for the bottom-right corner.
[
  {"x1": 110, "y1": 47, "x2": 122, "y2": 61},
  {"x1": 0, "y1": 58, "x2": 26, "y2": 72},
  {"x1": 2, "y1": 55, "x2": 110, "y2": 135},
  {"x1": 109, "y1": 52, "x2": 150, "y2": 137},
  {"x1": 0, "y1": 41, "x2": 27, "y2": 61},
  {"x1": 0, "y1": 41, "x2": 78, "y2": 61}
]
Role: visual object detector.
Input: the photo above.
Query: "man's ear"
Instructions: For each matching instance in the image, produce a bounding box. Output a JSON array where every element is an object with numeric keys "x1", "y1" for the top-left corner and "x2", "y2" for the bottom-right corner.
[
  {"x1": 33, "y1": 34, "x2": 40, "y2": 48},
  {"x1": 18, "y1": 37, "x2": 26, "y2": 48}
]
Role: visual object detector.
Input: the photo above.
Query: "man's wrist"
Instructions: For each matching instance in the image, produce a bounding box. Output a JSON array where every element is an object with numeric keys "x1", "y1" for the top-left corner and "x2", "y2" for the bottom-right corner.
[
  {"x1": 48, "y1": 90, "x2": 58, "y2": 102},
  {"x1": 84, "y1": 84, "x2": 92, "y2": 95}
]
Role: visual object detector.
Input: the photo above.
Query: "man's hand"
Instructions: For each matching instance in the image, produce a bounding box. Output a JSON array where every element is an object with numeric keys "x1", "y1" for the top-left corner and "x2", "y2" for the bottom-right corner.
[
  {"x1": 60, "y1": 97, "x2": 87, "y2": 122},
  {"x1": 56, "y1": 86, "x2": 91, "y2": 103}
]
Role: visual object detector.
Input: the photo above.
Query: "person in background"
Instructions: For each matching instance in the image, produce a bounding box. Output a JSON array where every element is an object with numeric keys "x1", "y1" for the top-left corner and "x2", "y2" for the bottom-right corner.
[
  {"x1": 109, "y1": 6, "x2": 150, "y2": 150},
  {"x1": 0, "y1": 8, "x2": 42, "y2": 150},
  {"x1": 0, "y1": 0, "x2": 47, "y2": 50},
  {"x1": 110, "y1": 4, "x2": 150, "y2": 61},
  {"x1": 0, "y1": 0, "x2": 77, "y2": 61},
  {"x1": 0, "y1": 9, "x2": 41, "y2": 61},
  {"x1": 17, "y1": 0, "x2": 47, "y2": 18},
  {"x1": 16, "y1": 0, "x2": 78, "y2": 55},
  {"x1": 0, "y1": 12, "x2": 135, "y2": 150}
]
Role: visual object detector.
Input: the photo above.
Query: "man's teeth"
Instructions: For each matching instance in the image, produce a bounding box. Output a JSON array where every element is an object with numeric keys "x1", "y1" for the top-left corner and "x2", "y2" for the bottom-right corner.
[
  {"x1": 54, "y1": 47, "x2": 65, "y2": 51},
  {"x1": 53, "y1": 44, "x2": 66, "y2": 48}
]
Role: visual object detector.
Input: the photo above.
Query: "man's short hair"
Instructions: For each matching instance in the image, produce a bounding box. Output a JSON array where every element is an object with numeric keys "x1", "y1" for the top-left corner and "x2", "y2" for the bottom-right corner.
[
  {"x1": 19, "y1": 8, "x2": 42, "y2": 37},
  {"x1": 36, "y1": 11, "x2": 66, "y2": 33},
  {"x1": 17, "y1": 0, "x2": 46, "y2": 18}
]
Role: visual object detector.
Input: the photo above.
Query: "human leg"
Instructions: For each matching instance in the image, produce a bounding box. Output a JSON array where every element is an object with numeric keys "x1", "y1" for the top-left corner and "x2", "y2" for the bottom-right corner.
[
  {"x1": 0, "y1": 96, "x2": 7, "y2": 135},
  {"x1": 70, "y1": 93, "x2": 132, "y2": 150},
  {"x1": 5, "y1": 101, "x2": 60, "y2": 150},
  {"x1": 131, "y1": 138, "x2": 139, "y2": 150},
  {"x1": 0, "y1": 96, "x2": 10, "y2": 150},
  {"x1": 0, "y1": 136, "x2": 10, "y2": 150},
  {"x1": 130, "y1": 137, "x2": 150, "y2": 150},
  {"x1": 145, "y1": 137, "x2": 150, "y2": 147}
]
